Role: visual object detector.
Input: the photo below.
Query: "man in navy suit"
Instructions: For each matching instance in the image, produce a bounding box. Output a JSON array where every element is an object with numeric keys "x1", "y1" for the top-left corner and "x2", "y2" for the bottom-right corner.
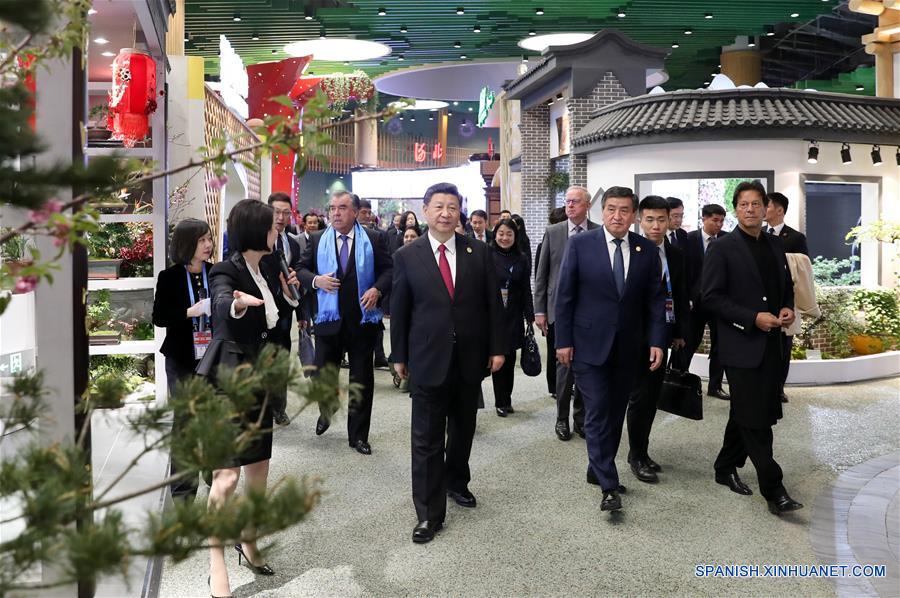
[{"x1": 555, "y1": 186, "x2": 666, "y2": 512}]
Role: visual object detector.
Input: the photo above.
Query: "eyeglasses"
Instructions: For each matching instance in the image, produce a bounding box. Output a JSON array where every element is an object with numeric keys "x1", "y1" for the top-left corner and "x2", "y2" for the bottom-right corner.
[{"x1": 563, "y1": 199, "x2": 585, "y2": 206}]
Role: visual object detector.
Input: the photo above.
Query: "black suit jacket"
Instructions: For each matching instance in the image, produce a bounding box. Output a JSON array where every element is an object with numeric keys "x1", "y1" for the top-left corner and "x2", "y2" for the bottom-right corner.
[
  {"x1": 152, "y1": 262, "x2": 214, "y2": 370},
  {"x1": 668, "y1": 227, "x2": 688, "y2": 248},
  {"x1": 684, "y1": 229, "x2": 727, "y2": 307},
  {"x1": 663, "y1": 241, "x2": 691, "y2": 343},
  {"x1": 297, "y1": 226, "x2": 392, "y2": 337},
  {"x1": 390, "y1": 234, "x2": 505, "y2": 386},
  {"x1": 467, "y1": 230, "x2": 493, "y2": 244},
  {"x1": 772, "y1": 224, "x2": 809, "y2": 256},
  {"x1": 196, "y1": 253, "x2": 293, "y2": 378},
  {"x1": 701, "y1": 231, "x2": 794, "y2": 370}
]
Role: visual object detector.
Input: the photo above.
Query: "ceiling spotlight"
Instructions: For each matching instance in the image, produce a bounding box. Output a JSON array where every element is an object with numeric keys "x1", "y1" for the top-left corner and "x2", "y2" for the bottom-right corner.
[
  {"x1": 456, "y1": 7, "x2": 465, "y2": 15},
  {"x1": 271, "y1": 49, "x2": 277, "y2": 54},
  {"x1": 400, "y1": 25, "x2": 408, "y2": 33},
  {"x1": 528, "y1": 30, "x2": 536, "y2": 36},
  {"x1": 454, "y1": 41, "x2": 461, "y2": 48},
  {"x1": 101, "y1": 51, "x2": 115, "y2": 57},
  {"x1": 473, "y1": 24, "x2": 481, "y2": 33},
  {"x1": 521, "y1": 55, "x2": 528, "y2": 62},
  {"x1": 790, "y1": 12, "x2": 800, "y2": 18},
  {"x1": 468, "y1": 106, "x2": 473, "y2": 111},
  {"x1": 233, "y1": 12, "x2": 241, "y2": 21},
  {"x1": 684, "y1": 28, "x2": 693, "y2": 35},
  {"x1": 429, "y1": 115, "x2": 435, "y2": 121},
  {"x1": 448, "y1": 111, "x2": 453, "y2": 116},
  {"x1": 320, "y1": 30, "x2": 327, "y2": 39},
  {"x1": 184, "y1": 33, "x2": 190, "y2": 42},
  {"x1": 617, "y1": 8, "x2": 626, "y2": 18},
  {"x1": 88, "y1": 8, "x2": 98, "y2": 15},
  {"x1": 398, "y1": 54, "x2": 405, "y2": 61},
  {"x1": 251, "y1": 32, "x2": 260, "y2": 40},
  {"x1": 765, "y1": 25, "x2": 775, "y2": 36},
  {"x1": 748, "y1": 38, "x2": 757, "y2": 47},
  {"x1": 536, "y1": 8, "x2": 544, "y2": 15},
  {"x1": 304, "y1": 9, "x2": 313, "y2": 20},
  {"x1": 377, "y1": 7, "x2": 386, "y2": 16},
  {"x1": 94, "y1": 37, "x2": 109, "y2": 45},
  {"x1": 410, "y1": 116, "x2": 416, "y2": 122},
  {"x1": 460, "y1": 54, "x2": 467, "y2": 59},
  {"x1": 671, "y1": 42, "x2": 680, "y2": 48},
  {"x1": 705, "y1": 13, "x2": 713, "y2": 19},
  {"x1": 453, "y1": 101, "x2": 459, "y2": 105},
  {"x1": 807, "y1": 141, "x2": 819, "y2": 164},
  {"x1": 547, "y1": 99, "x2": 554, "y2": 106},
  {"x1": 841, "y1": 143, "x2": 852, "y2": 165},
  {"x1": 856, "y1": 84, "x2": 865, "y2": 91},
  {"x1": 871, "y1": 145, "x2": 883, "y2": 166},
  {"x1": 344, "y1": 61, "x2": 350, "y2": 66},
  {"x1": 703, "y1": 81, "x2": 710, "y2": 86},
  {"x1": 555, "y1": 93, "x2": 563, "y2": 101}
]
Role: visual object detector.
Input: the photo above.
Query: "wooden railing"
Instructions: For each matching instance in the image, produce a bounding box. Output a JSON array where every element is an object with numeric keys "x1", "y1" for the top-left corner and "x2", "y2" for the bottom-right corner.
[{"x1": 307, "y1": 119, "x2": 356, "y2": 175}]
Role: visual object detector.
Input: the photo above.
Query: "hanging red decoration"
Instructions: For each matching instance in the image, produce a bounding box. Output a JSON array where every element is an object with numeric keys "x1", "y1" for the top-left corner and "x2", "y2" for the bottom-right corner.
[
  {"x1": 288, "y1": 76, "x2": 323, "y2": 106},
  {"x1": 107, "y1": 49, "x2": 157, "y2": 147}
]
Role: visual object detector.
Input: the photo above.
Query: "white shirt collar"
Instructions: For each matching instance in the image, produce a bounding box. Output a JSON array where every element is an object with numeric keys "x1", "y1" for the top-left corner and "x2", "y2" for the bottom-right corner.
[
  {"x1": 702, "y1": 229, "x2": 716, "y2": 243},
  {"x1": 767, "y1": 222, "x2": 785, "y2": 235},
  {"x1": 335, "y1": 226, "x2": 355, "y2": 240},
  {"x1": 569, "y1": 218, "x2": 587, "y2": 233},
  {"x1": 603, "y1": 226, "x2": 629, "y2": 247},
  {"x1": 428, "y1": 232, "x2": 456, "y2": 255}
]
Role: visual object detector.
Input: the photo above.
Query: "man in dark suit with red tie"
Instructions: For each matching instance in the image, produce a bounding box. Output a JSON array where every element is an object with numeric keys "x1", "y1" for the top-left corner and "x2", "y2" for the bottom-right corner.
[
  {"x1": 391, "y1": 182, "x2": 505, "y2": 543},
  {"x1": 555, "y1": 186, "x2": 666, "y2": 512}
]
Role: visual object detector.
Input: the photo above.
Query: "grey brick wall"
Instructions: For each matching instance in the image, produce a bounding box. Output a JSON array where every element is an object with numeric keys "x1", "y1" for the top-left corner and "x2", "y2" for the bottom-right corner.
[{"x1": 566, "y1": 72, "x2": 629, "y2": 189}]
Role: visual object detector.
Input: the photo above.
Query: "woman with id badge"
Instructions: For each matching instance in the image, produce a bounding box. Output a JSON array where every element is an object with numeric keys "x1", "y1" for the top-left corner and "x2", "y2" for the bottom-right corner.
[
  {"x1": 152, "y1": 218, "x2": 215, "y2": 502},
  {"x1": 488, "y1": 219, "x2": 534, "y2": 417}
]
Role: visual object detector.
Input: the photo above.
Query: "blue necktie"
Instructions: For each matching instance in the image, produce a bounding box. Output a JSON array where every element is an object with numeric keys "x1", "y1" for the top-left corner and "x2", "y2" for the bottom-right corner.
[
  {"x1": 339, "y1": 234, "x2": 349, "y2": 274},
  {"x1": 613, "y1": 238, "x2": 625, "y2": 298}
]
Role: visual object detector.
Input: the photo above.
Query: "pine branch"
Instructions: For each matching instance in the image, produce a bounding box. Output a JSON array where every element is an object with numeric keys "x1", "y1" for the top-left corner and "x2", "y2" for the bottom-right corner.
[
  {"x1": 93, "y1": 434, "x2": 168, "y2": 503},
  {"x1": 0, "y1": 33, "x2": 35, "y2": 74},
  {"x1": 89, "y1": 471, "x2": 191, "y2": 512}
]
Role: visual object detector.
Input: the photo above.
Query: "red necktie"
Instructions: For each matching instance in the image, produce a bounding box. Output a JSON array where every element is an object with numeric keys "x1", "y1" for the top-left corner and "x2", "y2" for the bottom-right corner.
[{"x1": 438, "y1": 244, "x2": 454, "y2": 299}]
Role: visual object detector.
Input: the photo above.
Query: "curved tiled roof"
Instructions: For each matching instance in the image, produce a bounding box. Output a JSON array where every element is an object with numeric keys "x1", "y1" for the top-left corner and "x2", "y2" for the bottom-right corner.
[{"x1": 572, "y1": 88, "x2": 900, "y2": 152}]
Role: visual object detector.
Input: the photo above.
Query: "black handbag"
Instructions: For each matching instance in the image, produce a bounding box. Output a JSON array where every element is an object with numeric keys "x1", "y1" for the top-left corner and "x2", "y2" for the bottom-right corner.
[
  {"x1": 520, "y1": 323, "x2": 542, "y2": 377},
  {"x1": 657, "y1": 349, "x2": 703, "y2": 420}
]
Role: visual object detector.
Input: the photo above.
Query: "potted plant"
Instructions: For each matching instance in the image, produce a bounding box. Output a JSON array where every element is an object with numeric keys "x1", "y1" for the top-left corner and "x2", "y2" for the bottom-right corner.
[
  {"x1": 86, "y1": 290, "x2": 121, "y2": 345},
  {"x1": 87, "y1": 104, "x2": 111, "y2": 142},
  {"x1": 849, "y1": 288, "x2": 900, "y2": 355},
  {"x1": 546, "y1": 171, "x2": 570, "y2": 196},
  {"x1": 85, "y1": 223, "x2": 153, "y2": 279}
]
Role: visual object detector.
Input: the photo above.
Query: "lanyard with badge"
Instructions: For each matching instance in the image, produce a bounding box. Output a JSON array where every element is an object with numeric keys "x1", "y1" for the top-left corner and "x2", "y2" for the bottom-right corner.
[
  {"x1": 661, "y1": 255, "x2": 676, "y2": 323},
  {"x1": 500, "y1": 265, "x2": 513, "y2": 308},
  {"x1": 185, "y1": 264, "x2": 212, "y2": 360}
]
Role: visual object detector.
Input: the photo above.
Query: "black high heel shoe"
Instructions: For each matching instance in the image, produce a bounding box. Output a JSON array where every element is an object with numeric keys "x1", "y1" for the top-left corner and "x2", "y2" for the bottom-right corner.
[
  {"x1": 234, "y1": 543, "x2": 275, "y2": 575},
  {"x1": 208, "y1": 575, "x2": 232, "y2": 598}
]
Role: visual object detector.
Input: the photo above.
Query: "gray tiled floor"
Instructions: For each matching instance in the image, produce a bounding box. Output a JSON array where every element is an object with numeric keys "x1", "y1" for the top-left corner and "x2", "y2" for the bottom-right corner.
[{"x1": 154, "y1": 345, "x2": 900, "y2": 598}]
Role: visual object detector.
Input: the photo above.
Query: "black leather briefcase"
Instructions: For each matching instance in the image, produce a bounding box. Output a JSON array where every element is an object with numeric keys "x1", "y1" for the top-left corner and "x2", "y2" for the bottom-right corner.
[
  {"x1": 520, "y1": 323, "x2": 542, "y2": 377},
  {"x1": 657, "y1": 350, "x2": 703, "y2": 420}
]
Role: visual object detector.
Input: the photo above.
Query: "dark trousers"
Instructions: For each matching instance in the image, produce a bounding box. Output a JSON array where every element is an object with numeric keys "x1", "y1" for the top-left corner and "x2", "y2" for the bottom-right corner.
[
  {"x1": 571, "y1": 336, "x2": 637, "y2": 491},
  {"x1": 374, "y1": 325, "x2": 387, "y2": 363},
  {"x1": 714, "y1": 412, "x2": 785, "y2": 500},
  {"x1": 491, "y1": 350, "x2": 517, "y2": 408},
  {"x1": 410, "y1": 349, "x2": 480, "y2": 522},
  {"x1": 780, "y1": 332, "x2": 792, "y2": 393},
  {"x1": 684, "y1": 307, "x2": 725, "y2": 392},
  {"x1": 546, "y1": 323, "x2": 557, "y2": 394},
  {"x1": 166, "y1": 357, "x2": 199, "y2": 501},
  {"x1": 556, "y1": 360, "x2": 584, "y2": 427},
  {"x1": 314, "y1": 324, "x2": 376, "y2": 443},
  {"x1": 626, "y1": 346, "x2": 668, "y2": 462}
]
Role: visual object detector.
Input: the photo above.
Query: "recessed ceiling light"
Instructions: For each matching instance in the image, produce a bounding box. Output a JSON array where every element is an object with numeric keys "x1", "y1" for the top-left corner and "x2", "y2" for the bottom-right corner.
[
  {"x1": 251, "y1": 32, "x2": 260, "y2": 40},
  {"x1": 454, "y1": 41, "x2": 461, "y2": 48},
  {"x1": 856, "y1": 84, "x2": 865, "y2": 91},
  {"x1": 88, "y1": 8, "x2": 98, "y2": 15},
  {"x1": 617, "y1": 8, "x2": 626, "y2": 18},
  {"x1": 378, "y1": 7, "x2": 386, "y2": 16},
  {"x1": 94, "y1": 37, "x2": 109, "y2": 45},
  {"x1": 400, "y1": 25, "x2": 408, "y2": 33},
  {"x1": 790, "y1": 12, "x2": 799, "y2": 18},
  {"x1": 671, "y1": 42, "x2": 680, "y2": 48},
  {"x1": 528, "y1": 30, "x2": 536, "y2": 36},
  {"x1": 460, "y1": 54, "x2": 467, "y2": 59},
  {"x1": 456, "y1": 7, "x2": 465, "y2": 15},
  {"x1": 407, "y1": 100, "x2": 449, "y2": 110},
  {"x1": 101, "y1": 51, "x2": 115, "y2": 57},
  {"x1": 518, "y1": 32, "x2": 592, "y2": 52},
  {"x1": 705, "y1": 13, "x2": 713, "y2": 19},
  {"x1": 233, "y1": 12, "x2": 241, "y2": 21},
  {"x1": 284, "y1": 38, "x2": 391, "y2": 61},
  {"x1": 473, "y1": 24, "x2": 481, "y2": 33},
  {"x1": 453, "y1": 101, "x2": 459, "y2": 105},
  {"x1": 684, "y1": 28, "x2": 693, "y2": 35},
  {"x1": 535, "y1": 8, "x2": 544, "y2": 15}
]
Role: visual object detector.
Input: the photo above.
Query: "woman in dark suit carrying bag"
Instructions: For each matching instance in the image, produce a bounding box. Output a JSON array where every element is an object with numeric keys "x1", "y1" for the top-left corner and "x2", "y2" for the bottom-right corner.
[
  {"x1": 200, "y1": 199, "x2": 300, "y2": 598},
  {"x1": 489, "y1": 218, "x2": 534, "y2": 417},
  {"x1": 152, "y1": 218, "x2": 214, "y2": 502}
]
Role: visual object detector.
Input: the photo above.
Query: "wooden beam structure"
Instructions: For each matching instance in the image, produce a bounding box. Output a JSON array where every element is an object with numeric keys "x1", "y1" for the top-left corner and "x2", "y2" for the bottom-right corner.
[{"x1": 851, "y1": 0, "x2": 900, "y2": 97}]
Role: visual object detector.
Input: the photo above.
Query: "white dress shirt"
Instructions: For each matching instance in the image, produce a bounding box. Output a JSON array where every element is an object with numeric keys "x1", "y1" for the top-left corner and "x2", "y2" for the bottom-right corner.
[
  {"x1": 765, "y1": 222, "x2": 785, "y2": 235},
  {"x1": 474, "y1": 231, "x2": 487, "y2": 243},
  {"x1": 230, "y1": 262, "x2": 297, "y2": 328},
  {"x1": 655, "y1": 240, "x2": 669, "y2": 279},
  {"x1": 603, "y1": 227, "x2": 630, "y2": 281},
  {"x1": 428, "y1": 231, "x2": 457, "y2": 284},
  {"x1": 336, "y1": 227, "x2": 355, "y2": 257},
  {"x1": 568, "y1": 218, "x2": 588, "y2": 238},
  {"x1": 278, "y1": 230, "x2": 292, "y2": 263},
  {"x1": 702, "y1": 230, "x2": 718, "y2": 252},
  {"x1": 667, "y1": 230, "x2": 678, "y2": 245}
]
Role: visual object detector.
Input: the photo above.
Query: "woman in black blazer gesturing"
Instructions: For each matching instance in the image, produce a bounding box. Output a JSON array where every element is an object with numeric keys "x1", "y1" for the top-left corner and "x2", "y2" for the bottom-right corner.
[
  {"x1": 201, "y1": 199, "x2": 299, "y2": 598},
  {"x1": 152, "y1": 218, "x2": 214, "y2": 501},
  {"x1": 489, "y1": 218, "x2": 535, "y2": 417}
]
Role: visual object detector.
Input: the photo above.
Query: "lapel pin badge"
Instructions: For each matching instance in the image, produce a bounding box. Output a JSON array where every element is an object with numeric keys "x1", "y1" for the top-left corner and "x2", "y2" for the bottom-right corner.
[
  {"x1": 467, "y1": 247, "x2": 473, "y2": 253},
  {"x1": 635, "y1": 245, "x2": 642, "y2": 252}
]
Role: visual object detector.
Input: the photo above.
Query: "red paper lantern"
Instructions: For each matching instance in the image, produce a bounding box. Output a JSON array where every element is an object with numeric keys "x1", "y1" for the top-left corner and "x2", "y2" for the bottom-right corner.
[{"x1": 107, "y1": 49, "x2": 157, "y2": 147}]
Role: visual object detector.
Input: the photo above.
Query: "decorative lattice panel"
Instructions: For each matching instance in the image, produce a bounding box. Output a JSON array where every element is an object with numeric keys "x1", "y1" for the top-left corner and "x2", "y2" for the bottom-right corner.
[{"x1": 203, "y1": 84, "x2": 261, "y2": 259}]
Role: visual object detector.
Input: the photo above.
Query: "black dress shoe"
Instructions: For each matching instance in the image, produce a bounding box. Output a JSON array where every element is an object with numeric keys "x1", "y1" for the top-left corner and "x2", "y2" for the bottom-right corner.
[
  {"x1": 412, "y1": 520, "x2": 443, "y2": 543},
  {"x1": 780, "y1": 392, "x2": 789, "y2": 403},
  {"x1": 506, "y1": 406, "x2": 515, "y2": 414},
  {"x1": 586, "y1": 469, "x2": 626, "y2": 493},
  {"x1": 629, "y1": 459, "x2": 659, "y2": 483},
  {"x1": 495, "y1": 407, "x2": 509, "y2": 418},
  {"x1": 273, "y1": 410, "x2": 291, "y2": 426},
  {"x1": 315, "y1": 417, "x2": 330, "y2": 436},
  {"x1": 646, "y1": 456, "x2": 662, "y2": 472},
  {"x1": 601, "y1": 490, "x2": 622, "y2": 511},
  {"x1": 573, "y1": 422, "x2": 586, "y2": 438},
  {"x1": 708, "y1": 388, "x2": 731, "y2": 401},
  {"x1": 767, "y1": 494, "x2": 803, "y2": 515},
  {"x1": 550, "y1": 393, "x2": 557, "y2": 399},
  {"x1": 555, "y1": 421, "x2": 572, "y2": 441},
  {"x1": 351, "y1": 439, "x2": 372, "y2": 455},
  {"x1": 447, "y1": 488, "x2": 477, "y2": 508},
  {"x1": 715, "y1": 471, "x2": 753, "y2": 495},
  {"x1": 374, "y1": 357, "x2": 389, "y2": 369}
]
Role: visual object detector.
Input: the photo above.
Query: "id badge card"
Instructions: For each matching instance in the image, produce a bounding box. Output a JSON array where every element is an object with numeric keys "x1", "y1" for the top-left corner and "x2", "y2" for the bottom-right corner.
[
  {"x1": 664, "y1": 297, "x2": 676, "y2": 323},
  {"x1": 500, "y1": 287, "x2": 509, "y2": 308},
  {"x1": 193, "y1": 330, "x2": 212, "y2": 360}
]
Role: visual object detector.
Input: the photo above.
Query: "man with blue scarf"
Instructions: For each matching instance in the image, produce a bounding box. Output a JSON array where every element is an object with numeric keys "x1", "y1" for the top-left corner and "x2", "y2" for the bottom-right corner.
[{"x1": 297, "y1": 191, "x2": 393, "y2": 455}]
